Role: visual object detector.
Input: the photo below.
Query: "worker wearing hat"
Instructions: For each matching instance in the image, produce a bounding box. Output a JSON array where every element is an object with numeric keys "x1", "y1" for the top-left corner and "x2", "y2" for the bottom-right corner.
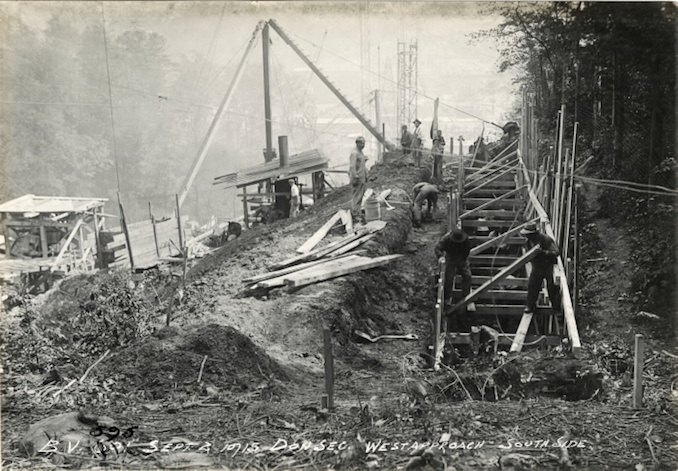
[
  {"x1": 400, "y1": 124, "x2": 413, "y2": 156},
  {"x1": 348, "y1": 136, "x2": 368, "y2": 216},
  {"x1": 435, "y1": 228, "x2": 475, "y2": 313},
  {"x1": 412, "y1": 119, "x2": 423, "y2": 167},
  {"x1": 520, "y1": 222, "x2": 561, "y2": 314}
]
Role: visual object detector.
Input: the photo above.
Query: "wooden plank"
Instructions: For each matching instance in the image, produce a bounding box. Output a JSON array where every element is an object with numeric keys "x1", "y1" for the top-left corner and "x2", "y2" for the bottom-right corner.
[
  {"x1": 273, "y1": 230, "x2": 365, "y2": 270},
  {"x1": 258, "y1": 255, "x2": 362, "y2": 288},
  {"x1": 452, "y1": 289, "x2": 527, "y2": 300},
  {"x1": 463, "y1": 197, "x2": 523, "y2": 208},
  {"x1": 463, "y1": 219, "x2": 526, "y2": 228},
  {"x1": 472, "y1": 275, "x2": 529, "y2": 287},
  {"x1": 447, "y1": 332, "x2": 560, "y2": 347},
  {"x1": 469, "y1": 218, "x2": 539, "y2": 255},
  {"x1": 465, "y1": 165, "x2": 518, "y2": 196},
  {"x1": 433, "y1": 257, "x2": 446, "y2": 370},
  {"x1": 460, "y1": 186, "x2": 527, "y2": 219},
  {"x1": 510, "y1": 312, "x2": 534, "y2": 352},
  {"x1": 472, "y1": 305, "x2": 551, "y2": 316},
  {"x1": 243, "y1": 251, "x2": 361, "y2": 284},
  {"x1": 326, "y1": 233, "x2": 374, "y2": 256},
  {"x1": 447, "y1": 245, "x2": 539, "y2": 314},
  {"x1": 297, "y1": 210, "x2": 345, "y2": 254},
  {"x1": 472, "y1": 210, "x2": 521, "y2": 219},
  {"x1": 284, "y1": 254, "x2": 403, "y2": 288},
  {"x1": 469, "y1": 236, "x2": 525, "y2": 246},
  {"x1": 470, "y1": 255, "x2": 522, "y2": 265}
]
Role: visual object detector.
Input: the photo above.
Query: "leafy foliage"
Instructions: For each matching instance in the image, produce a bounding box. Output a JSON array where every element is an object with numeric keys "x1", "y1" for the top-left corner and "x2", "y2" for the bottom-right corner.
[{"x1": 2, "y1": 271, "x2": 164, "y2": 375}]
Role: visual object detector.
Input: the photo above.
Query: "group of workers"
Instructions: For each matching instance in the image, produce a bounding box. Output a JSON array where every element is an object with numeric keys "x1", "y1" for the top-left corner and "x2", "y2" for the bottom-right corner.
[
  {"x1": 435, "y1": 223, "x2": 561, "y2": 318},
  {"x1": 400, "y1": 119, "x2": 445, "y2": 181},
  {"x1": 347, "y1": 130, "x2": 561, "y2": 320}
]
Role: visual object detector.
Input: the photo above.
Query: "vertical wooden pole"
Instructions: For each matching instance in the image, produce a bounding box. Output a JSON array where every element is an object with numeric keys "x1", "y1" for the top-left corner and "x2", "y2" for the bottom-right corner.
[
  {"x1": 322, "y1": 325, "x2": 335, "y2": 409},
  {"x1": 573, "y1": 187, "x2": 580, "y2": 314},
  {"x1": 433, "y1": 257, "x2": 446, "y2": 369},
  {"x1": 175, "y1": 194, "x2": 184, "y2": 255},
  {"x1": 242, "y1": 186, "x2": 250, "y2": 229},
  {"x1": 3, "y1": 214, "x2": 12, "y2": 259},
  {"x1": 262, "y1": 22, "x2": 274, "y2": 162},
  {"x1": 39, "y1": 224, "x2": 48, "y2": 258},
  {"x1": 149, "y1": 202, "x2": 160, "y2": 257},
  {"x1": 93, "y1": 209, "x2": 104, "y2": 269},
  {"x1": 633, "y1": 334, "x2": 644, "y2": 409},
  {"x1": 544, "y1": 170, "x2": 553, "y2": 221},
  {"x1": 118, "y1": 192, "x2": 135, "y2": 270}
]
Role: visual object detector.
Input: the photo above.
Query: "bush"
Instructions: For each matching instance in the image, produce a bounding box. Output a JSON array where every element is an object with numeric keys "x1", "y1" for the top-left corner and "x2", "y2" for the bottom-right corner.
[{"x1": 2, "y1": 270, "x2": 163, "y2": 375}]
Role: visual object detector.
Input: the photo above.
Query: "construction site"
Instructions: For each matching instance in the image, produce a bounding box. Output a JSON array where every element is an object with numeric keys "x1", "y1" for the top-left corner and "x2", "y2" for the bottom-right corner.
[{"x1": 1, "y1": 3, "x2": 676, "y2": 470}]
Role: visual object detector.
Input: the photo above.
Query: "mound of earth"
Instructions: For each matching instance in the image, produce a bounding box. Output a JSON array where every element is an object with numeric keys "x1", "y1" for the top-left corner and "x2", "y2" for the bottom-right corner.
[{"x1": 95, "y1": 324, "x2": 289, "y2": 399}]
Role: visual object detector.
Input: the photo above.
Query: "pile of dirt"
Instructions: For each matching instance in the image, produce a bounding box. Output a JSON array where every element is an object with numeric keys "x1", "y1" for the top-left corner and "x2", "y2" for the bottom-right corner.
[{"x1": 95, "y1": 323, "x2": 289, "y2": 399}]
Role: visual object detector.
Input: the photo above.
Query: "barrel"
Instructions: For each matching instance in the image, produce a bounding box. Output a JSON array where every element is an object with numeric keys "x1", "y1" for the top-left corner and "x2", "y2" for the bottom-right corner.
[{"x1": 364, "y1": 195, "x2": 381, "y2": 222}]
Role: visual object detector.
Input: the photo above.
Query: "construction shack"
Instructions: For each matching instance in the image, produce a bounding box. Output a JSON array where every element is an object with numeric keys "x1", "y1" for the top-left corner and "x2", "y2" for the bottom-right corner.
[
  {"x1": 214, "y1": 136, "x2": 330, "y2": 229},
  {"x1": 0, "y1": 194, "x2": 107, "y2": 292}
]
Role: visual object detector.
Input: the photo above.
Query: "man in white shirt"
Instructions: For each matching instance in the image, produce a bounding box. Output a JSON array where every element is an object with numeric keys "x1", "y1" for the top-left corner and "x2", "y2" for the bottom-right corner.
[
  {"x1": 289, "y1": 178, "x2": 300, "y2": 217},
  {"x1": 412, "y1": 119, "x2": 423, "y2": 167},
  {"x1": 348, "y1": 136, "x2": 368, "y2": 215}
]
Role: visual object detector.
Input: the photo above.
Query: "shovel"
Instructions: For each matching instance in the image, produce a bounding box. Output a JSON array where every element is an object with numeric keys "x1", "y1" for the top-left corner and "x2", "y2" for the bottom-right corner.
[{"x1": 355, "y1": 330, "x2": 418, "y2": 342}]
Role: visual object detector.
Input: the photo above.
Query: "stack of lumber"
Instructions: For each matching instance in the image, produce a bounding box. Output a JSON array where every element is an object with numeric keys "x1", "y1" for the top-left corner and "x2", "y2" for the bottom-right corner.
[{"x1": 244, "y1": 211, "x2": 401, "y2": 290}]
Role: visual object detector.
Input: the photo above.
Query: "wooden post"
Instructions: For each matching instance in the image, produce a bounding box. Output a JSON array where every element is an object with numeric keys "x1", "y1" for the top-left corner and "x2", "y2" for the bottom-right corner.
[
  {"x1": 242, "y1": 186, "x2": 250, "y2": 229},
  {"x1": 149, "y1": 202, "x2": 160, "y2": 257},
  {"x1": 544, "y1": 170, "x2": 553, "y2": 220},
  {"x1": 2, "y1": 214, "x2": 12, "y2": 259},
  {"x1": 633, "y1": 334, "x2": 644, "y2": 409},
  {"x1": 175, "y1": 194, "x2": 184, "y2": 254},
  {"x1": 322, "y1": 326, "x2": 335, "y2": 409},
  {"x1": 118, "y1": 193, "x2": 135, "y2": 270},
  {"x1": 573, "y1": 187, "x2": 580, "y2": 313},
  {"x1": 39, "y1": 224, "x2": 48, "y2": 258},
  {"x1": 93, "y1": 209, "x2": 104, "y2": 268},
  {"x1": 433, "y1": 257, "x2": 446, "y2": 369}
]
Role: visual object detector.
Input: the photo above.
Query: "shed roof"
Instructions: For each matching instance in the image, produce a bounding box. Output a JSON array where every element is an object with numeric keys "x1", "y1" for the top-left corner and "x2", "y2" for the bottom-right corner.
[
  {"x1": 0, "y1": 195, "x2": 108, "y2": 214},
  {"x1": 214, "y1": 149, "x2": 328, "y2": 189}
]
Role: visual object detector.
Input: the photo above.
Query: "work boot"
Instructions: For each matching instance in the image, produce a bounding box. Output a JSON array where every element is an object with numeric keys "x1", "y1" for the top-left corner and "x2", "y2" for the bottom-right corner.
[{"x1": 467, "y1": 302, "x2": 476, "y2": 312}]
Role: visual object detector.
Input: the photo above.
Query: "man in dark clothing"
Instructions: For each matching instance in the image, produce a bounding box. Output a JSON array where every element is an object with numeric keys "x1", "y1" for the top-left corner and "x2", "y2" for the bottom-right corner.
[
  {"x1": 520, "y1": 222, "x2": 561, "y2": 314},
  {"x1": 400, "y1": 124, "x2": 413, "y2": 155},
  {"x1": 435, "y1": 229, "x2": 475, "y2": 312}
]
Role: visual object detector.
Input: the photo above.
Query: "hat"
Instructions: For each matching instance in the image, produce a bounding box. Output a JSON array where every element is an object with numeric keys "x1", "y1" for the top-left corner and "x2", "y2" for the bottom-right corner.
[
  {"x1": 519, "y1": 222, "x2": 538, "y2": 235},
  {"x1": 356, "y1": 136, "x2": 366, "y2": 143},
  {"x1": 450, "y1": 229, "x2": 468, "y2": 243},
  {"x1": 413, "y1": 119, "x2": 421, "y2": 125}
]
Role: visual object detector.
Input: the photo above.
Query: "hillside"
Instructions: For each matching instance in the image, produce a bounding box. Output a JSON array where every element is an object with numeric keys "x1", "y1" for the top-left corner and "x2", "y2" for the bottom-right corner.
[{"x1": 1, "y1": 158, "x2": 676, "y2": 470}]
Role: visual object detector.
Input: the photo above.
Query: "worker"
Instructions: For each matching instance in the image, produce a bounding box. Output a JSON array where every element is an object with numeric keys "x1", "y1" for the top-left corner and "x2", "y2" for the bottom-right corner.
[
  {"x1": 289, "y1": 178, "x2": 300, "y2": 218},
  {"x1": 411, "y1": 182, "x2": 438, "y2": 227},
  {"x1": 430, "y1": 138, "x2": 444, "y2": 183},
  {"x1": 412, "y1": 119, "x2": 423, "y2": 167},
  {"x1": 435, "y1": 129, "x2": 446, "y2": 152},
  {"x1": 435, "y1": 229, "x2": 475, "y2": 312},
  {"x1": 348, "y1": 136, "x2": 368, "y2": 216},
  {"x1": 520, "y1": 222, "x2": 561, "y2": 314},
  {"x1": 400, "y1": 124, "x2": 413, "y2": 156}
]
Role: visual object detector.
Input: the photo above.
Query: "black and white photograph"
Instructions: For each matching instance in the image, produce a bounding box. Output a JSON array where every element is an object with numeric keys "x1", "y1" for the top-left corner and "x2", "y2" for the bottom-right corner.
[{"x1": 0, "y1": 1, "x2": 676, "y2": 469}]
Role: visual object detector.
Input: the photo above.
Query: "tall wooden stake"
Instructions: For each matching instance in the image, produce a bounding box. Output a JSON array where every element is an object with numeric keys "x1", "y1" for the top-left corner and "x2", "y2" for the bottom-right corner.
[
  {"x1": 149, "y1": 202, "x2": 160, "y2": 257},
  {"x1": 633, "y1": 334, "x2": 644, "y2": 409},
  {"x1": 322, "y1": 326, "x2": 335, "y2": 409},
  {"x1": 118, "y1": 192, "x2": 134, "y2": 270}
]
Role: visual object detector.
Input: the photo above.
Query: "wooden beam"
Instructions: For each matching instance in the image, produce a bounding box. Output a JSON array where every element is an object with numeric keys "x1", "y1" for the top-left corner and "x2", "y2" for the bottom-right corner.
[
  {"x1": 175, "y1": 194, "x2": 184, "y2": 252},
  {"x1": 469, "y1": 218, "x2": 539, "y2": 256},
  {"x1": 284, "y1": 254, "x2": 403, "y2": 288},
  {"x1": 297, "y1": 210, "x2": 345, "y2": 254},
  {"x1": 244, "y1": 251, "x2": 362, "y2": 284},
  {"x1": 433, "y1": 257, "x2": 446, "y2": 370},
  {"x1": 460, "y1": 186, "x2": 527, "y2": 220},
  {"x1": 50, "y1": 218, "x2": 84, "y2": 272},
  {"x1": 242, "y1": 186, "x2": 250, "y2": 230},
  {"x1": 465, "y1": 157, "x2": 518, "y2": 188},
  {"x1": 326, "y1": 233, "x2": 374, "y2": 257},
  {"x1": 465, "y1": 165, "x2": 518, "y2": 196},
  {"x1": 258, "y1": 255, "x2": 362, "y2": 288},
  {"x1": 446, "y1": 245, "x2": 539, "y2": 314},
  {"x1": 510, "y1": 312, "x2": 533, "y2": 352}
]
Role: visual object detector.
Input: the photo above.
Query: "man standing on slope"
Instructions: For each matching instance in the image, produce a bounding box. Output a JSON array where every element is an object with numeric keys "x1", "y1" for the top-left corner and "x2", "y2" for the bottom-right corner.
[
  {"x1": 520, "y1": 222, "x2": 561, "y2": 315},
  {"x1": 348, "y1": 136, "x2": 368, "y2": 217},
  {"x1": 412, "y1": 119, "x2": 423, "y2": 167}
]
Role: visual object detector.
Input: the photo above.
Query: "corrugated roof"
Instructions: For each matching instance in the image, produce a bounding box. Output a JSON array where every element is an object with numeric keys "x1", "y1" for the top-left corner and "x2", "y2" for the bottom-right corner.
[
  {"x1": 0, "y1": 195, "x2": 108, "y2": 214},
  {"x1": 214, "y1": 149, "x2": 329, "y2": 189}
]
